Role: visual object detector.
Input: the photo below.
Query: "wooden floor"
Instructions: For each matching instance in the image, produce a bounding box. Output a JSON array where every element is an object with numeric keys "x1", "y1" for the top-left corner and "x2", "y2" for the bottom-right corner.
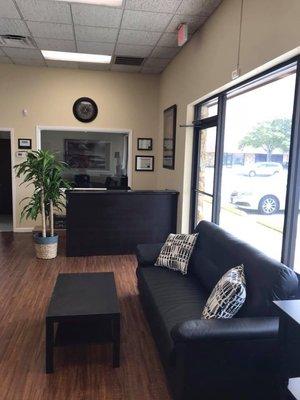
[{"x1": 0, "y1": 233, "x2": 171, "y2": 400}]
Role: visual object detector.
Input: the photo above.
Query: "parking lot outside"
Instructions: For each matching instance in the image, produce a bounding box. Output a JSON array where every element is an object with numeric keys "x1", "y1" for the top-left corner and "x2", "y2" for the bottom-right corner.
[{"x1": 198, "y1": 167, "x2": 300, "y2": 272}]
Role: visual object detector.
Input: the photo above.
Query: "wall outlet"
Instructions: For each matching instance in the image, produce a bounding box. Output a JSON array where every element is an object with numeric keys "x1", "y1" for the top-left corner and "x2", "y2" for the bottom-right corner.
[
  {"x1": 231, "y1": 68, "x2": 240, "y2": 80},
  {"x1": 16, "y1": 151, "x2": 27, "y2": 158}
]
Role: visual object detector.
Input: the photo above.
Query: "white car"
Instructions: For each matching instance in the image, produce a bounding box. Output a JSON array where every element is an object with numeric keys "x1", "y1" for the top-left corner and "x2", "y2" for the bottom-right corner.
[
  {"x1": 243, "y1": 162, "x2": 283, "y2": 177},
  {"x1": 230, "y1": 178, "x2": 286, "y2": 215}
]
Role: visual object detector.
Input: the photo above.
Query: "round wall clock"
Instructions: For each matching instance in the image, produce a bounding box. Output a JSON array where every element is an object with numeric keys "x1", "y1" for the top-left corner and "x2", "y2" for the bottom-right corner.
[{"x1": 73, "y1": 97, "x2": 98, "y2": 123}]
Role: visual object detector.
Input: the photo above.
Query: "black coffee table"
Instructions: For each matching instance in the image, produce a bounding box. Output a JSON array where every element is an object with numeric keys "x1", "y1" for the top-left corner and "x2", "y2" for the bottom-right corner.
[{"x1": 45, "y1": 272, "x2": 120, "y2": 373}]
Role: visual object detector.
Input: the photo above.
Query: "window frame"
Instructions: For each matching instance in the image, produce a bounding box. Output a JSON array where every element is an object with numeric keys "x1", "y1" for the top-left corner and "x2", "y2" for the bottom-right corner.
[{"x1": 190, "y1": 56, "x2": 300, "y2": 269}]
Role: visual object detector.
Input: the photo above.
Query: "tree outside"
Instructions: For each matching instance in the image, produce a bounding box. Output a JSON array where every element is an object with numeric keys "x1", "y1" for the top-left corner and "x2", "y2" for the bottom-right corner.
[{"x1": 239, "y1": 118, "x2": 291, "y2": 161}]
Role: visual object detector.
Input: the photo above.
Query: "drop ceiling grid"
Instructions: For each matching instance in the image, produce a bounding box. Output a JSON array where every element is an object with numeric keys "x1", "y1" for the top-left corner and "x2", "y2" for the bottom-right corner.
[{"x1": 0, "y1": 0, "x2": 222, "y2": 73}]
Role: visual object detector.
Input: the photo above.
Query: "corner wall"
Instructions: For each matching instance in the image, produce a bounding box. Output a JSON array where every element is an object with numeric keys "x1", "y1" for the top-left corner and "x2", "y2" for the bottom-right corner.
[{"x1": 157, "y1": 0, "x2": 300, "y2": 232}]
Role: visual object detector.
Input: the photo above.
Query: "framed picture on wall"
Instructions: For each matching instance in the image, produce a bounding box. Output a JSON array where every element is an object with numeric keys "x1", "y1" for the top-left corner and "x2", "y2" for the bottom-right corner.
[
  {"x1": 135, "y1": 155, "x2": 154, "y2": 171},
  {"x1": 163, "y1": 104, "x2": 177, "y2": 169},
  {"x1": 64, "y1": 139, "x2": 110, "y2": 170},
  {"x1": 137, "y1": 138, "x2": 153, "y2": 151},
  {"x1": 18, "y1": 138, "x2": 32, "y2": 149}
]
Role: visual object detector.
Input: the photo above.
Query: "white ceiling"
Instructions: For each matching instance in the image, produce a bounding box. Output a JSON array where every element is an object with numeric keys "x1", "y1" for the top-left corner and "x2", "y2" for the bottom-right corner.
[{"x1": 0, "y1": 0, "x2": 222, "y2": 73}]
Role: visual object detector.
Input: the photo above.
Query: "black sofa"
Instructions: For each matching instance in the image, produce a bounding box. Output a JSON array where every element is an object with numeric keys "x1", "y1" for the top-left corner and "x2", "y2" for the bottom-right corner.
[{"x1": 136, "y1": 220, "x2": 299, "y2": 400}]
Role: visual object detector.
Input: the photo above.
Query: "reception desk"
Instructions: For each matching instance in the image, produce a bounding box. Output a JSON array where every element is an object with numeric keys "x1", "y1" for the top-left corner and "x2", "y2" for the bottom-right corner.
[{"x1": 66, "y1": 190, "x2": 178, "y2": 256}]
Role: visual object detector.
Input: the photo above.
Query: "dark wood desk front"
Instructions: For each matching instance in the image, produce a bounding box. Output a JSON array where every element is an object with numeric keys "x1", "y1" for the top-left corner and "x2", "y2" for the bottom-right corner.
[{"x1": 66, "y1": 190, "x2": 178, "y2": 256}]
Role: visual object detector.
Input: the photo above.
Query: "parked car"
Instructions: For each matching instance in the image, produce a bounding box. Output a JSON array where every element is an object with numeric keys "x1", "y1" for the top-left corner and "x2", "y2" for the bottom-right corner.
[
  {"x1": 243, "y1": 162, "x2": 283, "y2": 177},
  {"x1": 230, "y1": 178, "x2": 286, "y2": 215}
]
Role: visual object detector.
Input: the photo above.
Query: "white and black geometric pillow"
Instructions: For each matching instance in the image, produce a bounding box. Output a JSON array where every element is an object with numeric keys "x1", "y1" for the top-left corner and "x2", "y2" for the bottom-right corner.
[
  {"x1": 202, "y1": 265, "x2": 246, "y2": 319},
  {"x1": 155, "y1": 233, "x2": 198, "y2": 275}
]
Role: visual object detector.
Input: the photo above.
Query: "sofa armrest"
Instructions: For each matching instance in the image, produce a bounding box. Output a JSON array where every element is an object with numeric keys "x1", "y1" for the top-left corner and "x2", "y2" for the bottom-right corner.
[
  {"x1": 171, "y1": 317, "x2": 279, "y2": 343},
  {"x1": 170, "y1": 317, "x2": 281, "y2": 399},
  {"x1": 136, "y1": 243, "x2": 163, "y2": 267}
]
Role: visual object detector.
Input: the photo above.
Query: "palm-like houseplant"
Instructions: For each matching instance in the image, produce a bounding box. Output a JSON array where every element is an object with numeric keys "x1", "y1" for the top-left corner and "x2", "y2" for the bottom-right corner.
[{"x1": 15, "y1": 150, "x2": 71, "y2": 259}]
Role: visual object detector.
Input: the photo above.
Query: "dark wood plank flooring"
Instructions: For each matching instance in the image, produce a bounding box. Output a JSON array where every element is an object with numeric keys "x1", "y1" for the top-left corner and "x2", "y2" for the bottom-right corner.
[{"x1": 0, "y1": 233, "x2": 171, "y2": 400}]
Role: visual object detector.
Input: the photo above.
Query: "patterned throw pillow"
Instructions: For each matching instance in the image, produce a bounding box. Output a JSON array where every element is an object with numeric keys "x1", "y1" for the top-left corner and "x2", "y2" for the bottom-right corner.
[
  {"x1": 202, "y1": 265, "x2": 246, "y2": 319},
  {"x1": 155, "y1": 233, "x2": 198, "y2": 275}
]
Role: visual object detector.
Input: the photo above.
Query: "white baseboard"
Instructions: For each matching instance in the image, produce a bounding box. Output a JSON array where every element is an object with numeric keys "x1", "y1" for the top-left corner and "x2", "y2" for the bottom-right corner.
[{"x1": 13, "y1": 227, "x2": 34, "y2": 233}]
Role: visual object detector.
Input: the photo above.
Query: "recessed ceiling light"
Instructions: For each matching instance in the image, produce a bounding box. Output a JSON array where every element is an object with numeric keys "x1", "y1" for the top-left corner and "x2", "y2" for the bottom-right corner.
[
  {"x1": 42, "y1": 50, "x2": 111, "y2": 64},
  {"x1": 55, "y1": 0, "x2": 123, "y2": 6}
]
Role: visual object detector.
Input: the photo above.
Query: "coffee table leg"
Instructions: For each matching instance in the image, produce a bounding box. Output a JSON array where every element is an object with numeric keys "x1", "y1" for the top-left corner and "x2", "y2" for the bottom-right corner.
[
  {"x1": 112, "y1": 316, "x2": 120, "y2": 368},
  {"x1": 46, "y1": 318, "x2": 54, "y2": 373}
]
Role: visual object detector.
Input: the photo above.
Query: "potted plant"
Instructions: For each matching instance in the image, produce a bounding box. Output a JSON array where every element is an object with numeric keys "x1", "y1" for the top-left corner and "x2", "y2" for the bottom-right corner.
[{"x1": 15, "y1": 150, "x2": 71, "y2": 259}]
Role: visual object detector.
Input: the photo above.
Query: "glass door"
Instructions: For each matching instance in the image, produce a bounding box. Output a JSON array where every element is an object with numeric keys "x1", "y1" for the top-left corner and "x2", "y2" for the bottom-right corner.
[{"x1": 194, "y1": 126, "x2": 217, "y2": 224}]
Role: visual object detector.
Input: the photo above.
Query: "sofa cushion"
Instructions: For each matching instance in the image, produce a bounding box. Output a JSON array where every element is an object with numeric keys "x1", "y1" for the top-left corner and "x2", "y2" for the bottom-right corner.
[
  {"x1": 155, "y1": 233, "x2": 198, "y2": 275},
  {"x1": 202, "y1": 265, "x2": 246, "y2": 319},
  {"x1": 193, "y1": 221, "x2": 299, "y2": 317},
  {"x1": 137, "y1": 266, "x2": 207, "y2": 364},
  {"x1": 189, "y1": 249, "x2": 222, "y2": 293}
]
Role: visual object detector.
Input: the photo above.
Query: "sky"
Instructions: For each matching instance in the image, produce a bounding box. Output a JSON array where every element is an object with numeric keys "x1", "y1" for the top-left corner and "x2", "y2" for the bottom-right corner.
[{"x1": 205, "y1": 72, "x2": 296, "y2": 153}]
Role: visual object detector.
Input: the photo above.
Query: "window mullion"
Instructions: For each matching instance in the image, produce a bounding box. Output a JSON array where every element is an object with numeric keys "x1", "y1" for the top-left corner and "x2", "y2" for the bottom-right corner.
[
  {"x1": 189, "y1": 123, "x2": 200, "y2": 232},
  {"x1": 281, "y1": 57, "x2": 300, "y2": 267},
  {"x1": 212, "y1": 94, "x2": 226, "y2": 225}
]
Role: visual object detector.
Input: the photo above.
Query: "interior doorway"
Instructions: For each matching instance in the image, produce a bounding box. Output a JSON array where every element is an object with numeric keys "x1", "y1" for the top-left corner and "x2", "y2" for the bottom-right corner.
[{"x1": 0, "y1": 131, "x2": 13, "y2": 231}]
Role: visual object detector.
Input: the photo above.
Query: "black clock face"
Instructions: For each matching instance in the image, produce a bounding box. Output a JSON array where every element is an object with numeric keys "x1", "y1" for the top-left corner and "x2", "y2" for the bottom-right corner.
[{"x1": 73, "y1": 97, "x2": 98, "y2": 123}]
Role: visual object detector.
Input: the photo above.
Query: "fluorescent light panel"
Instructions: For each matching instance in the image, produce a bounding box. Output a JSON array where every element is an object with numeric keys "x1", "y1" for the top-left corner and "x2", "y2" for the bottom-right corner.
[
  {"x1": 42, "y1": 50, "x2": 111, "y2": 64},
  {"x1": 55, "y1": 0, "x2": 123, "y2": 6}
]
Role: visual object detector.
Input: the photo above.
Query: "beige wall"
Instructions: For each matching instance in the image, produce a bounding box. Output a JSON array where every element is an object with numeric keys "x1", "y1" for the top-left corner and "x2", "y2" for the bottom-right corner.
[
  {"x1": 0, "y1": 63, "x2": 159, "y2": 229},
  {"x1": 157, "y1": 0, "x2": 300, "y2": 232}
]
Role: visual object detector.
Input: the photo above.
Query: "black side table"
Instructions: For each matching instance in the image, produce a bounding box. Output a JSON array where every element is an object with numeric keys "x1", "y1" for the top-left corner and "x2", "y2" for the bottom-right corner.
[{"x1": 274, "y1": 300, "x2": 300, "y2": 400}]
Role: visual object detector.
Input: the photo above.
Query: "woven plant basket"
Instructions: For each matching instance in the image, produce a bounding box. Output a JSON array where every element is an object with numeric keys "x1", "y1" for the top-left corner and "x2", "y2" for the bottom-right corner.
[
  {"x1": 35, "y1": 242, "x2": 57, "y2": 259},
  {"x1": 34, "y1": 233, "x2": 58, "y2": 260}
]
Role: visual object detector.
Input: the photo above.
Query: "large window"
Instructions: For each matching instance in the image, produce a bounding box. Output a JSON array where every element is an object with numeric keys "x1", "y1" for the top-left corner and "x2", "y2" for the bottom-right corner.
[
  {"x1": 220, "y1": 68, "x2": 296, "y2": 260},
  {"x1": 191, "y1": 59, "x2": 300, "y2": 270}
]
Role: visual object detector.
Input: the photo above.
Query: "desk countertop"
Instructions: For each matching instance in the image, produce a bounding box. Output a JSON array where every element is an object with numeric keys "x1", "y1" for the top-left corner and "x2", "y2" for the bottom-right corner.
[{"x1": 66, "y1": 189, "x2": 179, "y2": 195}]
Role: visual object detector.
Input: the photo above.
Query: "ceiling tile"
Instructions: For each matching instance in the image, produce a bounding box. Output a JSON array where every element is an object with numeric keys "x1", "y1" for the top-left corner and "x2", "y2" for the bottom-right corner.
[
  {"x1": 11, "y1": 57, "x2": 46, "y2": 66},
  {"x1": 111, "y1": 64, "x2": 142, "y2": 73},
  {"x1": 15, "y1": 0, "x2": 72, "y2": 24},
  {"x1": 118, "y1": 30, "x2": 160, "y2": 46},
  {"x1": 77, "y1": 41, "x2": 114, "y2": 55},
  {"x1": 157, "y1": 32, "x2": 177, "y2": 47},
  {"x1": 151, "y1": 46, "x2": 180, "y2": 59},
  {"x1": 1, "y1": 0, "x2": 21, "y2": 19},
  {"x1": 125, "y1": 0, "x2": 181, "y2": 13},
  {"x1": 0, "y1": 55, "x2": 13, "y2": 64},
  {"x1": 46, "y1": 60, "x2": 78, "y2": 69},
  {"x1": 115, "y1": 44, "x2": 153, "y2": 57},
  {"x1": 3, "y1": 47, "x2": 43, "y2": 59},
  {"x1": 0, "y1": 18, "x2": 30, "y2": 35},
  {"x1": 26, "y1": 21, "x2": 74, "y2": 40},
  {"x1": 75, "y1": 25, "x2": 118, "y2": 43},
  {"x1": 176, "y1": 0, "x2": 206, "y2": 16},
  {"x1": 143, "y1": 57, "x2": 170, "y2": 68},
  {"x1": 34, "y1": 38, "x2": 76, "y2": 52},
  {"x1": 166, "y1": 14, "x2": 206, "y2": 33},
  {"x1": 72, "y1": 4, "x2": 122, "y2": 28},
  {"x1": 78, "y1": 62, "x2": 110, "y2": 71},
  {"x1": 121, "y1": 10, "x2": 172, "y2": 32}
]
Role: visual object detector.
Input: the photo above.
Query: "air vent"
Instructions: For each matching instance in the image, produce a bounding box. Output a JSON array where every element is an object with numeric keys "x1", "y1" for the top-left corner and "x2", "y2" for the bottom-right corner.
[
  {"x1": 114, "y1": 56, "x2": 144, "y2": 66},
  {"x1": 0, "y1": 35, "x2": 35, "y2": 49}
]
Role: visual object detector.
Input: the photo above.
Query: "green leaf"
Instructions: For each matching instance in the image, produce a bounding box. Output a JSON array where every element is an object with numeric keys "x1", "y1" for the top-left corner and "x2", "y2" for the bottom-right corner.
[{"x1": 14, "y1": 149, "x2": 71, "y2": 224}]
